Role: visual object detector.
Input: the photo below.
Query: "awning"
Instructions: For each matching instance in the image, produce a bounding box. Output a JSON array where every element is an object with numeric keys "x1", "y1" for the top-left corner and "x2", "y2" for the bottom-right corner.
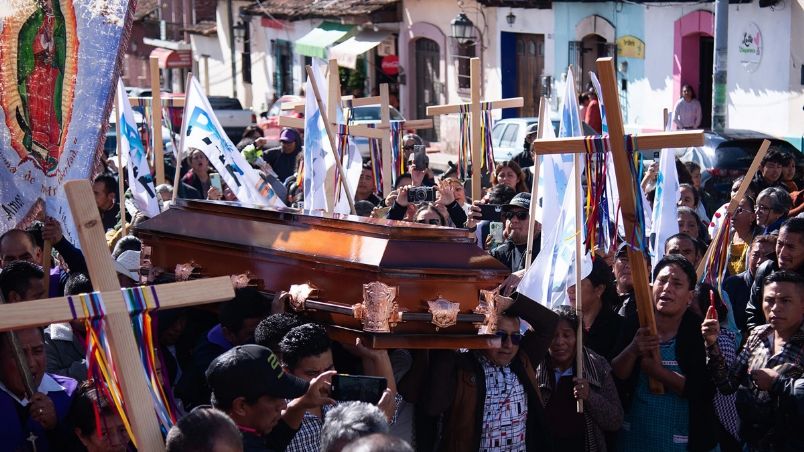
[
  {"x1": 150, "y1": 47, "x2": 192, "y2": 69},
  {"x1": 330, "y1": 30, "x2": 391, "y2": 69},
  {"x1": 294, "y1": 22, "x2": 353, "y2": 59}
]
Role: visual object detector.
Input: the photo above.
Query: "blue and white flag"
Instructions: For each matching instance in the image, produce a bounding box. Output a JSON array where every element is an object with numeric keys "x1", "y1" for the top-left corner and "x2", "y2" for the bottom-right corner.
[
  {"x1": 303, "y1": 61, "x2": 333, "y2": 211},
  {"x1": 519, "y1": 161, "x2": 593, "y2": 308},
  {"x1": 116, "y1": 79, "x2": 159, "y2": 218},
  {"x1": 182, "y1": 77, "x2": 285, "y2": 207},
  {"x1": 650, "y1": 149, "x2": 680, "y2": 268}
]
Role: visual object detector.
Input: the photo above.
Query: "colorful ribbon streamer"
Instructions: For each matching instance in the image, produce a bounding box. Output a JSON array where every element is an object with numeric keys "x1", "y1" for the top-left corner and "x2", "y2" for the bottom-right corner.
[
  {"x1": 367, "y1": 124, "x2": 383, "y2": 196},
  {"x1": 457, "y1": 104, "x2": 471, "y2": 180},
  {"x1": 389, "y1": 121, "x2": 404, "y2": 186},
  {"x1": 582, "y1": 135, "x2": 611, "y2": 255}
]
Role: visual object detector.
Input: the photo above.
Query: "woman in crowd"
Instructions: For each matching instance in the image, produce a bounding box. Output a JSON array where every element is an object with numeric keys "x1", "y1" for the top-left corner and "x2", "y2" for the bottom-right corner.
[
  {"x1": 677, "y1": 206, "x2": 710, "y2": 245},
  {"x1": 678, "y1": 183, "x2": 709, "y2": 223},
  {"x1": 780, "y1": 154, "x2": 799, "y2": 192},
  {"x1": 726, "y1": 195, "x2": 759, "y2": 276},
  {"x1": 702, "y1": 270, "x2": 804, "y2": 451},
  {"x1": 67, "y1": 381, "x2": 131, "y2": 452},
  {"x1": 414, "y1": 204, "x2": 446, "y2": 226},
  {"x1": 537, "y1": 306, "x2": 623, "y2": 451},
  {"x1": 491, "y1": 160, "x2": 529, "y2": 194},
  {"x1": 613, "y1": 255, "x2": 717, "y2": 451},
  {"x1": 672, "y1": 84, "x2": 702, "y2": 130},
  {"x1": 754, "y1": 186, "x2": 791, "y2": 235},
  {"x1": 182, "y1": 148, "x2": 212, "y2": 197},
  {"x1": 567, "y1": 258, "x2": 623, "y2": 360},
  {"x1": 690, "y1": 284, "x2": 741, "y2": 452}
]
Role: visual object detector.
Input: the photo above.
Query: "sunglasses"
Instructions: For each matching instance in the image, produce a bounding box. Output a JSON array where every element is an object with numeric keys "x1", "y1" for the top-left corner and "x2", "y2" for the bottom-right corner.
[
  {"x1": 495, "y1": 331, "x2": 523, "y2": 345},
  {"x1": 403, "y1": 145, "x2": 415, "y2": 151},
  {"x1": 418, "y1": 219, "x2": 441, "y2": 225},
  {"x1": 502, "y1": 211, "x2": 528, "y2": 221}
]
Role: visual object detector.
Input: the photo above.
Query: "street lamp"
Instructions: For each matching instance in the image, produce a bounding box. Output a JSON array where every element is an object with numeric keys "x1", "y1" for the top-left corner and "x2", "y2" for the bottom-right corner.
[
  {"x1": 450, "y1": 12, "x2": 475, "y2": 45},
  {"x1": 506, "y1": 10, "x2": 516, "y2": 26},
  {"x1": 233, "y1": 21, "x2": 246, "y2": 43}
]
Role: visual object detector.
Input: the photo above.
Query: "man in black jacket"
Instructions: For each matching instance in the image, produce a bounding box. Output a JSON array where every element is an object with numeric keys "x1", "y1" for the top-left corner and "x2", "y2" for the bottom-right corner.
[
  {"x1": 746, "y1": 217, "x2": 804, "y2": 331},
  {"x1": 723, "y1": 234, "x2": 776, "y2": 334},
  {"x1": 490, "y1": 193, "x2": 540, "y2": 272}
]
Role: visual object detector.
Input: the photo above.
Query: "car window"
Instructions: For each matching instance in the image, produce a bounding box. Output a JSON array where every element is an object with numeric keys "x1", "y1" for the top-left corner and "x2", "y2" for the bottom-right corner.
[
  {"x1": 268, "y1": 100, "x2": 282, "y2": 117},
  {"x1": 500, "y1": 124, "x2": 519, "y2": 147},
  {"x1": 389, "y1": 107, "x2": 404, "y2": 121},
  {"x1": 208, "y1": 97, "x2": 244, "y2": 110},
  {"x1": 491, "y1": 123, "x2": 507, "y2": 146}
]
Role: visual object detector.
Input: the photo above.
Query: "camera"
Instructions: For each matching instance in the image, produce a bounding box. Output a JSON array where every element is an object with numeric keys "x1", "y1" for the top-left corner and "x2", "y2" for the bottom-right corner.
[{"x1": 407, "y1": 186, "x2": 436, "y2": 203}]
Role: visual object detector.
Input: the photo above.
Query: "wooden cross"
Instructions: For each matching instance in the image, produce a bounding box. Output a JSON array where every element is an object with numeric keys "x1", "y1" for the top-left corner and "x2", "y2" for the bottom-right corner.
[
  {"x1": 425, "y1": 57, "x2": 524, "y2": 200},
  {"x1": 279, "y1": 60, "x2": 434, "y2": 195},
  {"x1": 125, "y1": 93, "x2": 186, "y2": 189},
  {"x1": 531, "y1": 58, "x2": 705, "y2": 393},
  {"x1": 0, "y1": 180, "x2": 235, "y2": 450}
]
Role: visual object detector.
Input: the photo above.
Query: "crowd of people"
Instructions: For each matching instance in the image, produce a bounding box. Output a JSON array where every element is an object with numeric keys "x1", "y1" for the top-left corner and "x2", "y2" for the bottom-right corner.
[{"x1": 0, "y1": 121, "x2": 803, "y2": 452}]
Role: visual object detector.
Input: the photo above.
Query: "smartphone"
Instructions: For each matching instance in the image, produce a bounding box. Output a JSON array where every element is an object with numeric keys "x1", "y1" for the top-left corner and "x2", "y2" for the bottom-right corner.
[
  {"x1": 210, "y1": 172, "x2": 222, "y2": 191},
  {"x1": 412, "y1": 145, "x2": 429, "y2": 169},
  {"x1": 331, "y1": 374, "x2": 387, "y2": 404},
  {"x1": 489, "y1": 221, "x2": 504, "y2": 246},
  {"x1": 479, "y1": 204, "x2": 503, "y2": 222}
]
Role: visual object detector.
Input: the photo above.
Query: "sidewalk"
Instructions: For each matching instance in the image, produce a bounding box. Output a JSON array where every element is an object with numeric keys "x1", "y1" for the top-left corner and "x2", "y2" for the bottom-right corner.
[{"x1": 425, "y1": 145, "x2": 455, "y2": 174}]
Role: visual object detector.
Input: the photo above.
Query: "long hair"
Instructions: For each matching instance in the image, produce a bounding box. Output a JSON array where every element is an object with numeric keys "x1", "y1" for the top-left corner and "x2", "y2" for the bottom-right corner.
[{"x1": 492, "y1": 160, "x2": 529, "y2": 193}]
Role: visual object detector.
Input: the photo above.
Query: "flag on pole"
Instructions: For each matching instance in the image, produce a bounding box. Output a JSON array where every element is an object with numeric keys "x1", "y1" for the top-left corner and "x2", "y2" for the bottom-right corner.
[
  {"x1": 182, "y1": 77, "x2": 285, "y2": 207},
  {"x1": 518, "y1": 162, "x2": 593, "y2": 308},
  {"x1": 116, "y1": 79, "x2": 159, "y2": 218},
  {"x1": 303, "y1": 62, "x2": 333, "y2": 211},
  {"x1": 650, "y1": 149, "x2": 680, "y2": 268}
]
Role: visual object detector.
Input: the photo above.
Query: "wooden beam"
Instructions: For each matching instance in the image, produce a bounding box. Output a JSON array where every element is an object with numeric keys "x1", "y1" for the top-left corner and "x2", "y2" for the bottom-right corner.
[
  {"x1": 531, "y1": 130, "x2": 704, "y2": 155},
  {"x1": 128, "y1": 97, "x2": 185, "y2": 107},
  {"x1": 65, "y1": 180, "x2": 165, "y2": 449},
  {"x1": 525, "y1": 96, "x2": 547, "y2": 271},
  {"x1": 697, "y1": 140, "x2": 771, "y2": 278},
  {"x1": 0, "y1": 278, "x2": 233, "y2": 331},
  {"x1": 425, "y1": 97, "x2": 524, "y2": 116},
  {"x1": 379, "y1": 84, "x2": 393, "y2": 196},
  {"x1": 470, "y1": 59, "x2": 483, "y2": 205},
  {"x1": 596, "y1": 58, "x2": 663, "y2": 394},
  {"x1": 278, "y1": 116, "x2": 305, "y2": 129},
  {"x1": 149, "y1": 57, "x2": 165, "y2": 185}
]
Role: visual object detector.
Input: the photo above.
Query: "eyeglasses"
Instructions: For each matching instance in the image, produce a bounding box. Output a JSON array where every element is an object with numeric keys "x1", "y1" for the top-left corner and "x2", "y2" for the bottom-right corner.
[
  {"x1": 403, "y1": 145, "x2": 415, "y2": 151},
  {"x1": 755, "y1": 204, "x2": 772, "y2": 213},
  {"x1": 418, "y1": 219, "x2": 441, "y2": 225},
  {"x1": 495, "y1": 331, "x2": 523, "y2": 345},
  {"x1": 502, "y1": 211, "x2": 528, "y2": 221}
]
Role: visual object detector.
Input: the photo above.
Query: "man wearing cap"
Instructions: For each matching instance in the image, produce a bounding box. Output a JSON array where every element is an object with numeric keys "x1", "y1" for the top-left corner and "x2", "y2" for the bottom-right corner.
[
  {"x1": 206, "y1": 344, "x2": 334, "y2": 452},
  {"x1": 490, "y1": 192, "x2": 541, "y2": 272},
  {"x1": 264, "y1": 128, "x2": 302, "y2": 183}
]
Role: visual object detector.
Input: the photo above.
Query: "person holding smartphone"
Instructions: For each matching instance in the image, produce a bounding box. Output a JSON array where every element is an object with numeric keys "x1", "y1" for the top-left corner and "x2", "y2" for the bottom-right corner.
[
  {"x1": 486, "y1": 193, "x2": 540, "y2": 273},
  {"x1": 278, "y1": 324, "x2": 398, "y2": 452}
]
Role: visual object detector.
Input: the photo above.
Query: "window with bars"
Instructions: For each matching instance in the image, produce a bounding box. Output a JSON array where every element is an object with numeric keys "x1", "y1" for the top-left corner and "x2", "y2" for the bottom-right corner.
[{"x1": 456, "y1": 41, "x2": 477, "y2": 90}]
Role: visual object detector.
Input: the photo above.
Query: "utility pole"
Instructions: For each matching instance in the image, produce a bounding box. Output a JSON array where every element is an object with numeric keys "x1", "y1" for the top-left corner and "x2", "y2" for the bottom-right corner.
[
  {"x1": 712, "y1": 0, "x2": 728, "y2": 132},
  {"x1": 227, "y1": 0, "x2": 237, "y2": 99}
]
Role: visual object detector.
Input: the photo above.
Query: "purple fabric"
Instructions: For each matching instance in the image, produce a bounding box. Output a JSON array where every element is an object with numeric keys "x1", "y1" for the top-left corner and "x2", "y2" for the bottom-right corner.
[
  {"x1": 0, "y1": 373, "x2": 78, "y2": 451},
  {"x1": 207, "y1": 324, "x2": 233, "y2": 350}
]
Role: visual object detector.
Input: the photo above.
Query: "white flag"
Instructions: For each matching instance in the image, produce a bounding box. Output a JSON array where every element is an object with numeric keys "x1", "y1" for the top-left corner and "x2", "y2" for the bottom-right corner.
[
  {"x1": 116, "y1": 79, "x2": 159, "y2": 218},
  {"x1": 650, "y1": 149, "x2": 680, "y2": 269},
  {"x1": 182, "y1": 77, "x2": 285, "y2": 207},
  {"x1": 518, "y1": 162, "x2": 593, "y2": 308},
  {"x1": 303, "y1": 62, "x2": 333, "y2": 211}
]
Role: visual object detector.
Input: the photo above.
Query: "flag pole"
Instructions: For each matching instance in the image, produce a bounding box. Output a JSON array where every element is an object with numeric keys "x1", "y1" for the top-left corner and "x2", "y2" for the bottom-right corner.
[
  {"x1": 41, "y1": 201, "x2": 51, "y2": 296},
  {"x1": 172, "y1": 73, "x2": 193, "y2": 203},
  {"x1": 525, "y1": 97, "x2": 548, "y2": 271},
  {"x1": 305, "y1": 65, "x2": 356, "y2": 215},
  {"x1": 573, "y1": 151, "x2": 584, "y2": 414},
  {"x1": 115, "y1": 87, "x2": 127, "y2": 236}
]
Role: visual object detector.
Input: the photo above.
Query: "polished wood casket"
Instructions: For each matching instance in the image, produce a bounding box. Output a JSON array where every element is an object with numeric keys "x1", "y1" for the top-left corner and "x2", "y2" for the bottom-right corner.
[{"x1": 134, "y1": 199, "x2": 510, "y2": 348}]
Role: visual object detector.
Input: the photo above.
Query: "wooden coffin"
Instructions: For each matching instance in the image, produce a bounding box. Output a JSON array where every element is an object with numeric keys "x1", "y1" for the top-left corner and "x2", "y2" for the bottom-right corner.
[{"x1": 134, "y1": 199, "x2": 510, "y2": 348}]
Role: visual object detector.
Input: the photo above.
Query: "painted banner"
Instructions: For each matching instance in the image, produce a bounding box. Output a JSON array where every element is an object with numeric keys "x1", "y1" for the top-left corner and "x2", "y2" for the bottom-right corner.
[
  {"x1": 0, "y1": 1, "x2": 135, "y2": 244},
  {"x1": 115, "y1": 79, "x2": 159, "y2": 218},
  {"x1": 181, "y1": 76, "x2": 285, "y2": 208}
]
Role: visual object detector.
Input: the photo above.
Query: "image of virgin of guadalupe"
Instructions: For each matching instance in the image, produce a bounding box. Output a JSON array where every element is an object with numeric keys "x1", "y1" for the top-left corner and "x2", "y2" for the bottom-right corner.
[{"x1": 14, "y1": 0, "x2": 68, "y2": 175}]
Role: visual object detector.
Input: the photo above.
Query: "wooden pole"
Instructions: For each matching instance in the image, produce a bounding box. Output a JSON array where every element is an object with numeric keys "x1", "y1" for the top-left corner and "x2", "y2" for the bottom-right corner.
[
  {"x1": 41, "y1": 201, "x2": 51, "y2": 296},
  {"x1": 0, "y1": 291, "x2": 36, "y2": 398},
  {"x1": 64, "y1": 180, "x2": 165, "y2": 449},
  {"x1": 697, "y1": 140, "x2": 771, "y2": 278},
  {"x1": 596, "y1": 58, "x2": 663, "y2": 393},
  {"x1": 172, "y1": 73, "x2": 194, "y2": 203},
  {"x1": 525, "y1": 97, "x2": 548, "y2": 271},
  {"x1": 149, "y1": 57, "x2": 165, "y2": 186},
  {"x1": 305, "y1": 65, "x2": 356, "y2": 215},
  {"x1": 573, "y1": 151, "x2": 585, "y2": 413},
  {"x1": 115, "y1": 91, "x2": 127, "y2": 237},
  {"x1": 470, "y1": 58, "x2": 482, "y2": 202},
  {"x1": 379, "y1": 84, "x2": 393, "y2": 196}
]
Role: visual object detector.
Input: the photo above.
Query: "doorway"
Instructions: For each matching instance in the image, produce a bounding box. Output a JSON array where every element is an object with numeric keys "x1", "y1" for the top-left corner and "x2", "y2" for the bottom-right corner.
[
  {"x1": 698, "y1": 36, "x2": 713, "y2": 129},
  {"x1": 415, "y1": 38, "x2": 440, "y2": 142},
  {"x1": 515, "y1": 34, "x2": 544, "y2": 117}
]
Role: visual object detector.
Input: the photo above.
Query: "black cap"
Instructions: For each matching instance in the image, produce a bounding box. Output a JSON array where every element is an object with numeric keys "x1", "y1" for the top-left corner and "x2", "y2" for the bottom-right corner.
[
  {"x1": 502, "y1": 192, "x2": 531, "y2": 211},
  {"x1": 206, "y1": 345, "x2": 308, "y2": 406},
  {"x1": 615, "y1": 241, "x2": 630, "y2": 258}
]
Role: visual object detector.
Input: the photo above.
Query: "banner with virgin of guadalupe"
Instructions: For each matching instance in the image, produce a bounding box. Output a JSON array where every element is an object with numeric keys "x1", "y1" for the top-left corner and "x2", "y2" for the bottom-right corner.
[{"x1": 0, "y1": 0, "x2": 135, "y2": 244}]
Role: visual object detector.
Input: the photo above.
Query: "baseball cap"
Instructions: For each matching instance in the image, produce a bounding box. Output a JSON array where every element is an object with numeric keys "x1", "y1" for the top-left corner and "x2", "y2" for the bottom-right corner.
[
  {"x1": 615, "y1": 242, "x2": 630, "y2": 259},
  {"x1": 502, "y1": 192, "x2": 530, "y2": 211},
  {"x1": 279, "y1": 128, "x2": 299, "y2": 143},
  {"x1": 206, "y1": 345, "x2": 308, "y2": 407}
]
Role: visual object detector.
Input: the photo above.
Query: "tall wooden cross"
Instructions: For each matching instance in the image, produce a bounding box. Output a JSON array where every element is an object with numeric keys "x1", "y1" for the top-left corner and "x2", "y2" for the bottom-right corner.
[
  {"x1": 0, "y1": 180, "x2": 235, "y2": 450},
  {"x1": 425, "y1": 57, "x2": 524, "y2": 200},
  {"x1": 125, "y1": 93, "x2": 185, "y2": 188},
  {"x1": 279, "y1": 61, "x2": 434, "y2": 195},
  {"x1": 531, "y1": 58, "x2": 705, "y2": 393}
]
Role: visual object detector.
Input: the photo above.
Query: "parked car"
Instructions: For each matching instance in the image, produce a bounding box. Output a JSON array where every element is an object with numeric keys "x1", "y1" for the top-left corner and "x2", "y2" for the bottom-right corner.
[
  {"x1": 491, "y1": 117, "x2": 563, "y2": 162},
  {"x1": 258, "y1": 95, "x2": 303, "y2": 148},
  {"x1": 678, "y1": 129, "x2": 801, "y2": 206},
  {"x1": 349, "y1": 105, "x2": 405, "y2": 158},
  {"x1": 162, "y1": 95, "x2": 257, "y2": 144},
  {"x1": 104, "y1": 109, "x2": 171, "y2": 158}
]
